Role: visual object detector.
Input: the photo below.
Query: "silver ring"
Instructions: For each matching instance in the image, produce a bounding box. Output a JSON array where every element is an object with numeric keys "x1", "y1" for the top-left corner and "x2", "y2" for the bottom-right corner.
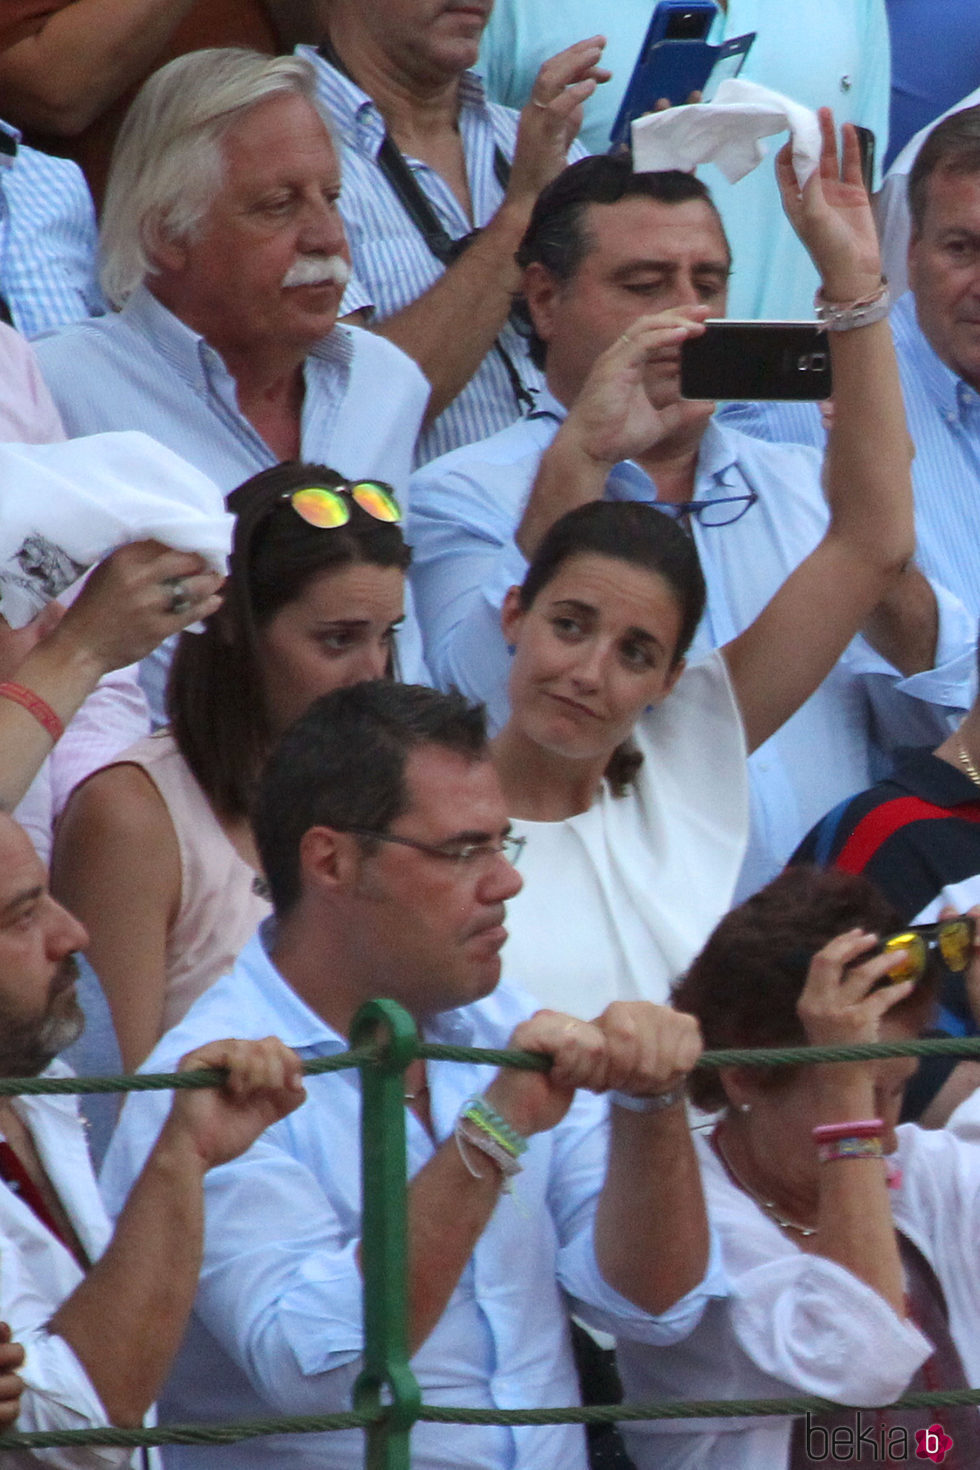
[{"x1": 165, "y1": 578, "x2": 192, "y2": 616}]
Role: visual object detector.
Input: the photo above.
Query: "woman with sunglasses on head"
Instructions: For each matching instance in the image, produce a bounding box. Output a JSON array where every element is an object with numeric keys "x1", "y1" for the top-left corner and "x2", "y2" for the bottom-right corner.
[
  {"x1": 51, "y1": 461, "x2": 408, "y2": 1070},
  {"x1": 617, "y1": 865, "x2": 980, "y2": 1469},
  {"x1": 487, "y1": 114, "x2": 923, "y2": 1017}
]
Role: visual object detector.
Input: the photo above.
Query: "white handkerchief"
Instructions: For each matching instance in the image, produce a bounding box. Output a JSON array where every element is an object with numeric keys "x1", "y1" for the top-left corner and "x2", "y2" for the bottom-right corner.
[
  {"x1": 0, "y1": 430, "x2": 234, "y2": 628},
  {"x1": 630, "y1": 78, "x2": 822, "y2": 189}
]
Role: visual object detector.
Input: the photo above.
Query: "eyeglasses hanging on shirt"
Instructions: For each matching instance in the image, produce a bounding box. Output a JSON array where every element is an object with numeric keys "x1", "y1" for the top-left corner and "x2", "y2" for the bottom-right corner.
[
  {"x1": 526, "y1": 405, "x2": 760, "y2": 528},
  {"x1": 318, "y1": 39, "x2": 537, "y2": 415}
]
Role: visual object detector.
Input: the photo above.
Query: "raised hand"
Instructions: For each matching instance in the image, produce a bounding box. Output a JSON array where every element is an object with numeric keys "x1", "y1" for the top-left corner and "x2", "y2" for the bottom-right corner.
[
  {"x1": 560, "y1": 306, "x2": 711, "y2": 468},
  {"x1": 56, "y1": 539, "x2": 225, "y2": 674},
  {"x1": 508, "y1": 37, "x2": 611, "y2": 206},
  {"x1": 797, "y1": 929, "x2": 916, "y2": 1052},
  {"x1": 775, "y1": 107, "x2": 882, "y2": 302}
]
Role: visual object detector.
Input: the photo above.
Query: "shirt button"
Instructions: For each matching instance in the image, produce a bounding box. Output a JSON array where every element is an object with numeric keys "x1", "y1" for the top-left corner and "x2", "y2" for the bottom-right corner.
[{"x1": 840, "y1": 74, "x2": 852, "y2": 92}]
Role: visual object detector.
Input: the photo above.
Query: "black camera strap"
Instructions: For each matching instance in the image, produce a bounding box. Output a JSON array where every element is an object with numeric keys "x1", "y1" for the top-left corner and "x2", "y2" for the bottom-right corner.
[{"x1": 318, "y1": 39, "x2": 536, "y2": 413}]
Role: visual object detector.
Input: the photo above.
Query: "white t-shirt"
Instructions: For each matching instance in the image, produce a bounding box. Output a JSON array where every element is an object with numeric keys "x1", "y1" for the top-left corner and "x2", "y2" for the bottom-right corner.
[{"x1": 503, "y1": 652, "x2": 748, "y2": 1016}]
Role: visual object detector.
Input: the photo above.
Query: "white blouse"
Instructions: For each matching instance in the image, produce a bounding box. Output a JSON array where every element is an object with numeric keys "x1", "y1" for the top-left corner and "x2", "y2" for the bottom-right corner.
[
  {"x1": 618, "y1": 1122, "x2": 980, "y2": 1469},
  {"x1": 502, "y1": 653, "x2": 749, "y2": 1015}
]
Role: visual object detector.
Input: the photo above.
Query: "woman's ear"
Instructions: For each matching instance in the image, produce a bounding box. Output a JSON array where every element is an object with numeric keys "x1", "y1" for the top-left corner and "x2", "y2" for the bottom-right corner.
[
  {"x1": 500, "y1": 585, "x2": 525, "y2": 650},
  {"x1": 660, "y1": 655, "x2": 687, "y2": 701},
  {"x1": 718, "y1": 1065, "x2": 760, "y2": 1112}
]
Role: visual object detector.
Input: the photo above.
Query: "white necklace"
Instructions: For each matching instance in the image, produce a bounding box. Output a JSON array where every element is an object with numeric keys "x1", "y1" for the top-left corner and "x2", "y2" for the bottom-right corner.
[{"x1": 713, "y1": 1127, "x2": 818, "y2": 1238}]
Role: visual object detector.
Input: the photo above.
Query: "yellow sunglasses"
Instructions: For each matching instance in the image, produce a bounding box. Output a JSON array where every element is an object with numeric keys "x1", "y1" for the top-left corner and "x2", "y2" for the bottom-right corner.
[
  {"x1": 285, "y1": 481, "x2": 402, "y2": 529},
  {"x1": 874, "y1": 915, "x2": 976, "y2": 986}
]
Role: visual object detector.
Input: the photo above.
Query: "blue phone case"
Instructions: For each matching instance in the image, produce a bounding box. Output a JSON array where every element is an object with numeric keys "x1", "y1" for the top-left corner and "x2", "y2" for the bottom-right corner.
[{"x1": 609, "y1": 32, "x2": 755, "y2": 149}]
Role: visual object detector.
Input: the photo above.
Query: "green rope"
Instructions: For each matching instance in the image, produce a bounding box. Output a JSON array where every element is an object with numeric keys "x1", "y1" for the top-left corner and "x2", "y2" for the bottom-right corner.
[
  {"x1": 3, "y1": 1387, "x2": 980, "y2": 1451},
  {"x1": 6, "y1": 1032, "x2": 980, "y2": 1097}
]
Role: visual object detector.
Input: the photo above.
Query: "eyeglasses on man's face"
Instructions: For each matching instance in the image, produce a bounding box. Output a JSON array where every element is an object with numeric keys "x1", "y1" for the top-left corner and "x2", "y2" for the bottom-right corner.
[{"x1": 341, "y1": 828, "x2": 526, "y2": 867}]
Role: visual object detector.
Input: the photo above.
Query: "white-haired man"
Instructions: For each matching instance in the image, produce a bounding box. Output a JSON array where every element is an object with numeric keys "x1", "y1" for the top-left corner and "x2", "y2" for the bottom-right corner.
[{"x1": 33, "y1": 47, "x2": 430, "y2": 689}]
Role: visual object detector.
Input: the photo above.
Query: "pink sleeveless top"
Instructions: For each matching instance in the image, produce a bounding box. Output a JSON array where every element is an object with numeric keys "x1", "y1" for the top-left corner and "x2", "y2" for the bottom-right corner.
[{"x1": 110, "y1": 731, "x2": 270, "y2": 1033}]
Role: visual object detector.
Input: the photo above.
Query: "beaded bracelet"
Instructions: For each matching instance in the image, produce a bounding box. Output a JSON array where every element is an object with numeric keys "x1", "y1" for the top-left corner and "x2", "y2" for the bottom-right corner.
[
  {"x1": 0, "y1": 681, "x2": 64, "y2": 741},
  {"x1": 814, "y1": 279, "x2": 890, "y2": 331},
  {"x1": 459, "y1": 1096, "x2": 529, "y2": 1158},
  {"x1": 817, "y1": 1137, "x2": 884, "y2": 1164},
  {"x1": 812, "y1": 1119, "x2": 883, "y2": 1144},
  {"x1": 454, "y1": 1118, "x2": 523, "y2": 1191}
]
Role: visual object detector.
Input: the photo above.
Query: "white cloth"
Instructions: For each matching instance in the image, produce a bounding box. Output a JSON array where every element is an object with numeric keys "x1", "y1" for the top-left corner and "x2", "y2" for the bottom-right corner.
[
  {"x1": 0, "y1": 433, "x2": 232, "y2": 628},
  {"x1": 631, "y1": 78, "x2": 823, "y2": 189},
  {"x1": 0, "y1": 1060, "x2": 146, "y2": 1468},
  {"x1": 618, "y1": 1122, "x2": 980, "y2": 1469},
  {"x1": 504, "y1": 653, "x2": 748, "y2": 1015},
  {"x1": 100, "y1": 928, "x2": 727, "y2": 1470}
]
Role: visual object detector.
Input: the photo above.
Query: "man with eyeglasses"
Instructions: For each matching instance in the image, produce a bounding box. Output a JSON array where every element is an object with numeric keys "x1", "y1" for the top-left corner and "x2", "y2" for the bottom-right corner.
[
  {"x1": 409, "y1": 153, "x2": 975, "y2": 898},
  {"x1": 101, "y1": 678, "x2": 725, "y2": 1470}
]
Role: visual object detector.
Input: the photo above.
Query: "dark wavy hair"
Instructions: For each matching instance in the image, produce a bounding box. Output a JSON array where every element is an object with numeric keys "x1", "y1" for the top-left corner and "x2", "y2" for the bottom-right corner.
[
  {"x1": 167, "y1": 461, "x2": 410, "y2": 820},
  {"x1": 513, "y1": 154, "x2": 730, "y2": 369},
  {"x1": 673, "y1": 865, "x2": 939, "y2": 1112},
  {"x1": 517, "y1": 500, "x2": 706, "y2": 795},
  {"x1": 254, "y1": 680, "x2": 488, "y2": 916}
]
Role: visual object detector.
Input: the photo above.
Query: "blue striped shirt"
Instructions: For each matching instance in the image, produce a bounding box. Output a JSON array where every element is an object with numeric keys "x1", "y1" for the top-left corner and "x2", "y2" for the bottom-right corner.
[
  {"x1": 0, "y1": 122, "x2": 105, "y2": 336},
  {"x1": 299, "y1": 48, "x2": 569, "y2": 466},
  {"x1": 719, "y1": 291, "x2": 980, "y2": 615}
]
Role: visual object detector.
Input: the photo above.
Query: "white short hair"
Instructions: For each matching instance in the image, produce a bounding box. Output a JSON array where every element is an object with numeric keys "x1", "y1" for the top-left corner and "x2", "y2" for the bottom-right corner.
[{"x1": 99, "y1": 47, "x2": 336, "y2": 308}]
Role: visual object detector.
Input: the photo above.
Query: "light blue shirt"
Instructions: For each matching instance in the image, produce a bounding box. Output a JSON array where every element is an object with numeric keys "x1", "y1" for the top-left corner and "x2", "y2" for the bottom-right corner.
[
  {"x1": 100, "y1": 925, "x2": 725, "y2": 1470},
  {"x1": 299, "y1": 49, "x2": 564, "y2": 466},
  {"x1": 408, "y1": 393, "x2": 975, "y2": 897},
  {"x1": 0, "y1": 121, "x2": 105, "y2": 335},
  {"x1": 478, "y1": 0, "x2": 890, "y2": 318},
  {"x1": 33, "y1": 285, "x2": 431, "y2": 696},
  {"x1": 720, "y1": 291, "x2": 980, "y2": 617}
]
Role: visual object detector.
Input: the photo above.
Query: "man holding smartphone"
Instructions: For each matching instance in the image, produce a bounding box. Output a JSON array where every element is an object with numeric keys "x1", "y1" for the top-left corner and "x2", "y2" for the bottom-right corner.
[{"x1": 409, "y1": 150, "x2": 976, "y2": 899}]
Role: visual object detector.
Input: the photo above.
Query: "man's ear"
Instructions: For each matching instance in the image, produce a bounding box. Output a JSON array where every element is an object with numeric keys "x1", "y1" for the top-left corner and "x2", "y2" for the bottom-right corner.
[
  {"x1": 521, "y1": 261, "x2": 562, "y2": 348},
  {"x1": 500, "y1": 585, "x2": 525, "y2": 649},
  {"x1": 141, "y1": 210, "x2": 189, "y2": 275},
  {"x1": 298, "y1": 825, "x2": 362, "y2": 894}
]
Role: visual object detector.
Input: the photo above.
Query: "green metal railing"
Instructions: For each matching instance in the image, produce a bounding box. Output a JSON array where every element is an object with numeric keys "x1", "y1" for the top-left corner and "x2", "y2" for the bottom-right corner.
[{"x1": 3, "y1": 1006, "x2": 980, "y2": 1463}]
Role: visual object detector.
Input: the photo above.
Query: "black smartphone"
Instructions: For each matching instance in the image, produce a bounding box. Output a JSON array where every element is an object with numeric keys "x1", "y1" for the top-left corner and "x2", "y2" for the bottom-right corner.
[
  {"x1": 681, "y1": 321, "x2": 832, "y2": 401},
  {"x1": 853, "y1": 125, "x2": 876, "y2": 195}
]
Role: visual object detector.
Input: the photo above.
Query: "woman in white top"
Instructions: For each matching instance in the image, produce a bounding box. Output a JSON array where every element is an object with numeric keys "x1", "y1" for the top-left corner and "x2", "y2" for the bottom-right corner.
[
  {"x1": 619, "y1": 864, "x2": 980, "y2": 1469},
  {"x1": 51, "y1": 461, "x2": 409, "y2": 1068},
  {"x1": 491, "y1": 113, "x2": 917, "y2": 1014}
]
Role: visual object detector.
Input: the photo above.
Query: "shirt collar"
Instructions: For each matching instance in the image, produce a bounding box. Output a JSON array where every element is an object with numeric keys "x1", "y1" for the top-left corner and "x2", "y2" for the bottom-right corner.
[
  {"x1": 529, "y1": 386, "x2": 749, "y2": 504},
  {"x1": 237, "y1": 920, "x2": 482, "y2": 1055},
  {"x1": 123, "y1": 282, "x2": 353, "y2": 391},
  {"x1": 303, "y1": 44, "x2": 489, "y2": 160},
  {"x1": 891, "y1": 289, "x2": 980, "y2": 425},
  {"x1": 891, "y1": 747, "x2": 980, "y2": 808}
]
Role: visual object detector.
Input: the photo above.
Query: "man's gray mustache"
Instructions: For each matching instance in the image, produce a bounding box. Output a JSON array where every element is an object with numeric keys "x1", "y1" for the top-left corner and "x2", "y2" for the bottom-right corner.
[{"x1": 281, "y1": 255, "x2": 350, "y2": 289}]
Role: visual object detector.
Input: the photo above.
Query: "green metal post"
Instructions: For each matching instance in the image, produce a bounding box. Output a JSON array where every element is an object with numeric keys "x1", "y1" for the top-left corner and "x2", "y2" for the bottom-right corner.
[{"x1": 351, "y1": 999, "x2": 423, "y2": 1470}]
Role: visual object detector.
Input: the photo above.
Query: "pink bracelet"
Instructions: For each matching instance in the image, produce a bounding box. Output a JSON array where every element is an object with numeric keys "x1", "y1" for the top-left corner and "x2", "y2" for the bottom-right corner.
[
  {"x1": 0, "y1": 681, "x2": 64, "y2": 742},
  {"x1": 812, "y1": 1119, "x2": 883, "y2": 1143},
  {"x1": 818, "y1": 1137, "x2": 884, "y2": 1164}
]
